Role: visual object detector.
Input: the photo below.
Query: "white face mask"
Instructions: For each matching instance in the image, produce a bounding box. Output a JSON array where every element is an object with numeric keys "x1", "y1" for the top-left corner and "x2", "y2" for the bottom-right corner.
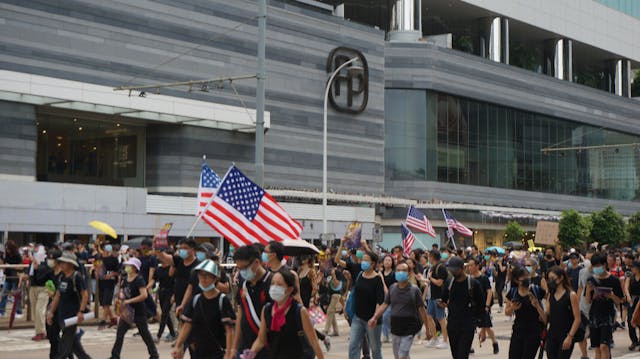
[{"x1": 269, "y1": 285, "x2": 287, "y2": 302}]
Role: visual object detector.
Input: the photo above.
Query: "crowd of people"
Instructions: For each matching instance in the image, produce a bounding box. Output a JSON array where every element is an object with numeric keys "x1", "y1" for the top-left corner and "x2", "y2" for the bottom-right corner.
[{"x1": 2, "y1": 236, "x2": 640, "y2": 359}]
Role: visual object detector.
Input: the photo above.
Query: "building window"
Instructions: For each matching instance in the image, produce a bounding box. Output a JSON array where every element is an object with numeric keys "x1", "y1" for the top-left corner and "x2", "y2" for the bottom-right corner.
[
  {"x1": 385, "y1": 89, "x2": 640, "y2": 201},
  {"x1": 36, "y1": 107, "x2": 145, "y2": 187}
]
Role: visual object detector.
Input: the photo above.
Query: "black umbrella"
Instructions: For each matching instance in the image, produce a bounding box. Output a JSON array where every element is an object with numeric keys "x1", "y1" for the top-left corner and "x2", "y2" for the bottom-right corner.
[
  {"x1": 124, "y1": 237, "x2": 150, "y2": 250},
  {"x1": 503, "y1": 241, "x2": 523, "y2": 249}
]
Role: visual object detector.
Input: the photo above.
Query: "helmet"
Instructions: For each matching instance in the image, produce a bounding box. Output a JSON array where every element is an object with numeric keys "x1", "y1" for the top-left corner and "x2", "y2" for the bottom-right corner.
[{"x1": 194, "y1": 259, "x2": 219, "y2": 277}]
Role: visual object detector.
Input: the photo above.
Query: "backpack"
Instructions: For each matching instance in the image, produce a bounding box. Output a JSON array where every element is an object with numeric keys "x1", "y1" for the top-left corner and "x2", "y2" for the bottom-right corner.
[
  {"x1": 345, "y1": 272, "x2": 362, "y2": 321},
  {"x1": 447, "y1": 275, "x2": 484, "y2": 321},
  {"x1": 264, "y1": 302, "x2": 314, "y2": 359},
  {"x1": 191, "y1": 292, "x2": 228, "y2": 352}
]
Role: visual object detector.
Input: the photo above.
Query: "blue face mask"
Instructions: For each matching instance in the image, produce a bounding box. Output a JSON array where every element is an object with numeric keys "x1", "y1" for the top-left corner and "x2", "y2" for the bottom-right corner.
[
  {"x1": 356, "y1": 251, "x2": 364, "y2": 259},
  {"x1": 196, "y1": 252, "x2": 206, "y2": 262},
  {"x1": 261, "y1": 252, "x2": 269, "y2": 263},
  {"x1": 240, "y1": 265, "x2": 256, "y2": 281},
  {"x1": 395, "y1": 271, "x2": 408, "y2": 282},
  {"x1": 441, "y1": 253, "x2": 449, "y2": 260},
  {"x1": 178, "y1": 249, "x2": 188, "y2": 259},
  {"x1": 525, "y1": 266, "x2": 534, "y2": 274},
  {"x1": 593, "y1": 266, "x2": 605, "y2": 276},
  {"x1": 484, "y1": 255, "x2": 490, "y2": 261},
  {"x1": 361, "y1": 260, "x2": 371, "y2": 271},
  {"x1": 341, "y1": 250, "x2": 348, "y2": 257},
  {"x1": 105, "y1": 245, "x2": 113, "y2": 252},
  {"x1": 199, "y1": 282, "x2": 216, "y2": 292}
]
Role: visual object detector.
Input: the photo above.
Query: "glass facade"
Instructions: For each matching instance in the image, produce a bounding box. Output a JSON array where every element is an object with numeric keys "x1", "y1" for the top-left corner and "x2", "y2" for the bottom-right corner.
[
  {"x1": 385, "y1": 89, "x2": 640, "y2": 201},
  {"x1": 594, "y1": 0, "x2": 640, "y2": 20}
]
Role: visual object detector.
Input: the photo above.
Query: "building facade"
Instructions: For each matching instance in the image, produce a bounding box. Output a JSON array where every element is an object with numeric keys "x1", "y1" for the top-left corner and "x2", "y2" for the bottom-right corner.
[{"x1": 0, "y1": 0, "x2": 638, "y2": 250}]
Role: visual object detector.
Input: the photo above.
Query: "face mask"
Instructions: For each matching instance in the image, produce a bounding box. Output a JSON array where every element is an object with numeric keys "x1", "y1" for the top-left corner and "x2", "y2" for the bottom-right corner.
[
  {"x1": 520, "y1": 278, "x2": 531, "y2": 287},
  {"x1": 484, "y1": 255, "x2": 490, "y2": 261},
  {"x1": 567, "y1": 262, "x2": 572, "y2": 269},
  {"x1": 441, "y1": 253, "x2": 449, "y2": 260},
  {"x1": 105, "y1": 245, "x2": 113, "y2": 252},
  {"x1": 545, "y1": 254, "x2": 553, "y2": 259},
  {"x1": 199, "y1": 282, "x2": 216, "y2": 292},
  {"x1": 124, "y1": 266, "x2": 133, "y2": 274},
  {"x1": 547, "y1": 280, "x2": 558, "y2": 292},
  {"x1": 262, "y1": 252, "x2": 269, "y2": 263},
  {"x1": 356, "y1": 251, "x2": 364, "y2": 259},
  {"x1": 196, "y1": 252, "x2": 206, "y2": 262},
  {"x1": 525, "y1": 266, "x2": 534, "y2": 274},
  {"x1": 178, "y1": 249, "x2": 188, "y2": 259},
  {"x1": 593, "y1": 266, "x2": 605, "y2": 276},
  {"x1": 269, "y1": 285, "x2": 287, "y2": 302},
  {"x1": 47, "y1": 259, "x2": 56, "y2": 267},
  {"x1": 395, "y1": 271, "x2": 408, "y2": 282},
  {"x1": 240, "y1": 265, "x2": 256, "y2": 281},
  {"x1": 361, "y1": 260, "x2": 371, "y2": 271},
  {"x1": 341, "y1": 250, "x2": 347, "y2": 257}
]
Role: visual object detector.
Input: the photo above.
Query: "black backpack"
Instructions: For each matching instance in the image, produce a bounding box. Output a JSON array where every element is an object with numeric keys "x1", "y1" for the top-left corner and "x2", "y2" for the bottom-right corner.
[
  {"x1": 264, "y1": 302, "x2": 314, "y2": 359},
  {"x1": 447, "y1": 275, "x2": 484, "y2": 322}
]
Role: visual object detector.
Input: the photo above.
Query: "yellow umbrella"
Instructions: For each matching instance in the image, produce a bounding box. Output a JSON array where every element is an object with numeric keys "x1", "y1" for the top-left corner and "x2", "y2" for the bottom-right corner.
[{"x1": 88, "y1": 220, "x2": 117, "y2": 239}]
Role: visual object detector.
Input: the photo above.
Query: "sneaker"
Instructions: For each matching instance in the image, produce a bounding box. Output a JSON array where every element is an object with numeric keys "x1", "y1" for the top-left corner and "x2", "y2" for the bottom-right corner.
[
  {"x1": 470, "y1": 348, "x2": 475, "y2": 354},
  {"x1": 76, "y1": 328, "x2": 84, "y2": 338},
  {"x1": 15, "y1": 313, "x2": 23, "y2": 319},
  {"x1": 425, "y1": 338, "x2": 437, "y2": 348},
  {"x1": 31, "y1": 333, "x2": 46, "y2": 341},
  {"x1": 323, "y1": 337, "x2": 331, "y2": 352},
  {"x1": 382, "y1": 335, "x2": 389, "y2": 343},
  {"x1": 98, "y1": 320, "x2": 107, "y2": 330},
  {"x1": 164, "y1": 334, "x2": 177, "y2": 342},
  {"x1": 629, "y1": 343, "x2": 639, "y2": 351},
  {"x1": 436, "y1": 341, "x2": 449, "y2": 349},
  {"x1": 493, "y1": 342, "x2": 499, "y2": 354},
  {"x1": 497, "y1": 306, "x2": 503, "y2": 313}
]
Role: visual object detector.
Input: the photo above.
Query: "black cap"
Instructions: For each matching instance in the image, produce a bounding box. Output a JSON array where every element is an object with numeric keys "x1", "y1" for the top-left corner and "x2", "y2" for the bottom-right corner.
[
  {"x1": 569, "y1": 252, "x2": 579, "y2": 259},
  {"x1": 446, "y1": 256, "x2": 465, "y2": 269}
]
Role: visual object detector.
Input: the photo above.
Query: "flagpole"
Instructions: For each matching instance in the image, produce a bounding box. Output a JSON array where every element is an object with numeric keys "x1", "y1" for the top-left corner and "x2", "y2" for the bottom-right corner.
[{"x1": 442, "y1": 208, "x2": 457, "y2": 250}]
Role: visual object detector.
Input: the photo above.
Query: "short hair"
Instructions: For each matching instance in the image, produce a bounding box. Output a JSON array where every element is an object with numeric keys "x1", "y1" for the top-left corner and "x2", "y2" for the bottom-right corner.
[
  {"x1": 591, "y1": 253, "x2": 607, "y2": 266},
  {"x1": 364, "y1": 250, "x2": 379, "y2": 264},
  {"x1": 234, "y1": 245, "x2": 260, "y2": 262},
  {"x1": 178, "y1": 238, "x2": 197, "y2": 249},
  {"x1": 468, "y1": 257, "x2": 480, "y2": 267},
  {"x1": 432, "y1": 244, "x2": 439, "y2": 249},
  {"x1": 268, "y1": 241, "x2": 285, "y2": 261},
  {"x1": 429, "y1": 249, "x2": 441, "y2": 260}
]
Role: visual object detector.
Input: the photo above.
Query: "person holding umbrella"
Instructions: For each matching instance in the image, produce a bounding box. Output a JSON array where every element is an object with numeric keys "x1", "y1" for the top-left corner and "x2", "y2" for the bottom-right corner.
[{"x1": 46, "y1": 251, "x2": 91, "y2": 359}]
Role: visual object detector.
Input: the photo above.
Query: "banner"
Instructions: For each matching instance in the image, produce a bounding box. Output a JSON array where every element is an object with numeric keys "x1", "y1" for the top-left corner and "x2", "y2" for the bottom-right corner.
[
  {"x1": 345, "y1": 221, "x2": 362, "y2": 249},
  {"x1": 153, "y1": 223, "x2": 173, "y2": 249}
]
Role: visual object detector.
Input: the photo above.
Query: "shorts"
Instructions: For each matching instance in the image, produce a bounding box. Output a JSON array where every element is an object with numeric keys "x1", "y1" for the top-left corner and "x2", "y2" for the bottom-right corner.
[
  {"x1": 98, "y1": 281, "x2": 115, "y2": 306},
  {"x1": 427, "y1": 299, "x2": 446, "y2": 320},
  {"x1": 392, "y1": 334, "x2": 414, "y2": 358},
  {"x1": 478, "y1": 310, "x2": 493, "y2": 328},
  {"x1": 589, "y1": 325, "x2": 613, "y2": 347}
]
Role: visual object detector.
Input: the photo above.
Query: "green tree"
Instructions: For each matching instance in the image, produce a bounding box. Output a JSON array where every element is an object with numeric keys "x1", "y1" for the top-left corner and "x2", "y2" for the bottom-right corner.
[
  {"x1": 590, "y1": 206, "x2": 625, "y2": 246},
  {"x1": 504, "y1": 221, "x2": 525, "y2": 243},
  {"x1": 558, "y1": 209, "x2": 590, "y2": 248},
  {"x1": 627, "y1": 211, "x2": 640, "y2": 245}
]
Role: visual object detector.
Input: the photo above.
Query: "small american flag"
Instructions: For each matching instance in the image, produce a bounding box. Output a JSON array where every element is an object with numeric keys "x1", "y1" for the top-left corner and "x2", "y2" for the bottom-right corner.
[
  {"x1": 406, "y1": 205, "x2": 436, "y2": 237},
  {"x1": 442, "y1": 209, "x2": 473, "y2": 237},
  {"x1": 401, "y1": 222, "x2": 416, "y2": 257},
  {"x1": 201, "y1": 165, "x2": 302, "y2": 247},
  {"x1": 197, "y1": 162, "x2": 222, "y2": 216}
]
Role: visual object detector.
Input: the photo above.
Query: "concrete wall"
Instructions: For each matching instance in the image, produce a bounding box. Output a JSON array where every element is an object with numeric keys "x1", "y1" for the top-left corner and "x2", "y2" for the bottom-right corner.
[{"x1": 0, "y1": 101, "x2": 36, "y2": 178}]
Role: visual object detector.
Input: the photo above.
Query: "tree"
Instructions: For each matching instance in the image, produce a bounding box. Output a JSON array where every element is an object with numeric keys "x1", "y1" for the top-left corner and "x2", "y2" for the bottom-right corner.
[
  {"x1": 590, "y1": 206, "x2": 625, "y2": 246},
  {"x1": 504, "y1": 221, "x2": 525, "y2": 243},
  {"x1": 627, "y1": 211, "x2": 640, "y2": 245},
  {"x1": 558, "y1": 209, "x2": 590, "y2": 248}
]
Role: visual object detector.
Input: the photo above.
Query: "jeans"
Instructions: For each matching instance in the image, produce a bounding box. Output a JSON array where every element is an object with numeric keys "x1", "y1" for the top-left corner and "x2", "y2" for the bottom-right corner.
[
  {"x1": 348, "y1": 315, "x2": 382, "y2": 359},
  {"x1": 448, "y1": 323, "x2": 475, "y2": 359},
  {"x1": 509, "y1": 328, "x2": 540, "y2": 359},
  {"x1": 157, "y1": 289, "x2": 176, "y2": 338},
  {"x1": 0, "y1": 280, "x2": 22, "y2": 314},
  {"x1": 111, "y1": 318, "x2": 159, "y2": 359},
  {"x1": 629, "y1": 297, "x2": 639, "y2": 345},
  {"x1": 56, "y1": 324, "x2": 91, "y2": 359},
  {"x1": 382, "y1": 307, "x2": 392, "y2": 338}
]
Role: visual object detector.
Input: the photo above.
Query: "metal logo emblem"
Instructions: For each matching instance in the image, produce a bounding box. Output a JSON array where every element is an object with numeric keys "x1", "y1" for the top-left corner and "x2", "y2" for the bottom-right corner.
[{"x1": 326, "y1": 47, "x2": 369, "y2": 114}]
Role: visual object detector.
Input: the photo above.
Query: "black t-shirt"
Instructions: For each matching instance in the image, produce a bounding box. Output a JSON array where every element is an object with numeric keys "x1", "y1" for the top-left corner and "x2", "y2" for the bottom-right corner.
[
  {"x1": 473, "y1": 273, "x2": 491, "y2": 305},
  {"x1": 235, "y1": 271, "x2": 273, "y2": 351},
  {"x1": 3, "y1": 253, "x2": 22, "y2": 283},
  {"x1": 354, "y1": 274, "x2": 385, "y2": 322},
  {"x1": 630, "y1": 276, "x2": 640, "y2": 296},
  {"x1": 567, "y1": 266, "x2": 581, "y2": 291},
  {"x1": 122, "y1": 275, "x2": 147, "y2": 321},
  {"x1": 429, "y1": 262, "x2": 448, "y2": 299},
  {"x1": 508, "y1": 285, "x2": 546, "y2": 330},
  {"x1": 183, "y1": 292, "x2": 235, "y2": 358},
  {"x1": 588, "y1": 275, "x2": 623, "y2": 322},
  {"x1": 442, "y1": 276, "x2": 485, "y2": 326},
  {"x1": 100, "y1": 255, "x2": 120, "y2": 284},
  {"x1": 138, "y1": 254, "x2": 158, "y2": 284},
  {"x1": 154, "y1": 265, "x2": 174, "y2": 290},
  {"x1": 57, "y1": 271, "x2": 86, "y2": 321},
  {"x1": 383, "y1": 270, "x2": 396, "y2": 290},
  {"x1": 345, "y1": 261, "x2": 362, "y2": 283},
  {"x1": 173, "y1": 256, "x2": 200, "y2": 304},
  {"x1": 540, "y1": 258, "x2": 559, "y2": 276}
]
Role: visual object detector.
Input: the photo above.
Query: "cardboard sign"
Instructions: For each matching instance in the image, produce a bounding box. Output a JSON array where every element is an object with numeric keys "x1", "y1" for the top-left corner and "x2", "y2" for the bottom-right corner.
[{"x1": 535, "y1": 221, "x2": 559, "y2": 246}]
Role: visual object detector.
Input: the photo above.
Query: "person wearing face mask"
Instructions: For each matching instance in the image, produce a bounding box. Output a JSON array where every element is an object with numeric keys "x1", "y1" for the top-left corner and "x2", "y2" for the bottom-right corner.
[
  {"x1": 136, "y1": 238, "x2": 158, "y2": 323},
  {"x1": 624, "y1": 260, "x2": 640, "y2": 351},
  {"x1": 441, "y1": 256, "x2": 485, "y2": 359},
  {"x1": 575, "y1": 249, "x2": 594, "y2": 359},
  {"x1": 323, "y1": 267, "x2": 345, "y2": 337},
  {"x1": 468, "y1": 258, "x2": 499, "y2": 354},
  {"x1": 425, "y1": 250, "x2": 449, "y2": 349},
  {"x1": 367, "y1": 263, "x2": 429, "y2": 359},
  {"x1": 108, "y1": 257, "x2": 158, "y2": 359},
  {"x1": 172, "y1": 260, "x2": 235, "y2": 359},
  {"x1": 545, "y1": 266, "x2": 582, "y2": 359},
  {"x1": 505, "y1": 266, "x2": 546, "y2": 359},
  {"x1": 28, "y1": 244, "x2": 54, "y2": 341},
  {"x1": 297, "y1": 255, "x2": 332, "y2": 351},
  {"x1": 154, "y1": 250, "x2": 177, "y2": 343},
  {"x1": 347, "y1": 251, "x2": 385, "y2": 359},
  {"x1": 229, "y1": 244, "x2": 273, "y2": 359},
  {"x1": 157, "y1": 238, "x2": 201, "y2": 318},
  {"x1": 586, "y1": 253, "x2": 623, "y2": 359},
  {"x1": 96, "y1": 241, "x2": 120, "y2": 329},
  {"x1": 541, "y1": 248, "x2": 559, "y2": 278},
  {"x1": 380, "y1": 255, "x2": 396, "y2": 343},
  {"x1": 242, "y1": 269, "x2": 324, "y2": 359},
  {"x1": 524, "y1": 258, "x2": 547, "y2": 292}
]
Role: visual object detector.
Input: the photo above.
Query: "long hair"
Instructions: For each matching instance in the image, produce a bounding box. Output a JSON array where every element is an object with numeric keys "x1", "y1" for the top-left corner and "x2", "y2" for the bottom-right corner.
[
  {"x1": 4, "y1": 239, "x2": 18, "y2": 257},
  {"x1": 548, "y1": 266, "x2": 572, "y2": 292}
]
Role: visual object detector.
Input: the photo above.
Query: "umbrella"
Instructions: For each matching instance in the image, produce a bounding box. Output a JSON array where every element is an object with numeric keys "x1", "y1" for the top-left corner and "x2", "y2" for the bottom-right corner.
[
  {"x1": 88, "y1": 220, "x2": 117, "y2": 239},
  {"x1": 281, "y1": 238, "x2": 320, "y2": 257},
  {"x1": 503, "y1": 241, "x2": 523, "y2": 249},
  {"x1": 124, "y1": 237, "x2": 149, "y2": 250},
  {"x1": 8, "y1": 289, "x2": 21, "y2": 331},
  {"x1": 485, "y1": 246, "x2": 505, "y2": 254}
]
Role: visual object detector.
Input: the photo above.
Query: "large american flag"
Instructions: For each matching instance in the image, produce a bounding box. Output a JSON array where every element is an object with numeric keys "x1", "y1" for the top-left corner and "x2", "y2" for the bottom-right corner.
[
  {"x1": 401, "y1": 222, "x2": 416, "y2": 257},
  {"x1": 406, "y1": 205, "x2": 436, "y2": 237},
  {"x1": 197, "y1": 162, "x2": 222, "y2": 216},
  {"x1": 200, "y1": 165, "x2": 303, "y2": 247},
  {"x1": 442, "y1": 209, "x2": 473, "y2": 237}
]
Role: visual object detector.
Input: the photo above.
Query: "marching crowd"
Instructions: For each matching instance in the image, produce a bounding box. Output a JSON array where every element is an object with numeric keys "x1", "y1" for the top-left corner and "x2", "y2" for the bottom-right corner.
[{"x1": 3, "y1": 236, "x2": 640, "y2": 359}]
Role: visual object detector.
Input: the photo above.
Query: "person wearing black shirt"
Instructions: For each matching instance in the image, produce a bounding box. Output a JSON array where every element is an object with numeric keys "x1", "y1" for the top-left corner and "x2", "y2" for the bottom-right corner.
[
  {"x1": 109, "y1": 257, "x2": 158, "y2": 359},
  {"x1": 381, "y1": 254, "x2": 395, "y2": 343},
  {"x1": 229, "y1": 245, "x2": 273, "y2": 359},
  {"x1": 137, "y1": 238, "x2": 158, "y2": 320},
  {"x1": 505, "y1": 266, "x2": 546, "y2": 359},
  {"x1": 441, "y1": 257, "x2": 485, "y2": 359},
  {"x1": 29, "y1": 244, "x2": 55, "y2": 341},
  {"x1": 46, "y1": 252, "x2": 91, "y2": 359},
  {"x1": 540, "y1": 248, "x2": 560, "y2": 277},
  {"x1": 173, "y1": 259, "x2": 235, "y2": 359},
  {"x1": 96, "y1": 241, "x2": 119, "y2": 329},
  {"x1": 586, "y1": 253, "x2": 623, "y2": 359},
  {"x1": 625, "y1": 261, "x2": 640, "y2": 350},
  {"x1": 157, "y1": 238, "x2": 201, "y2": 318},
  {"x1": 468, "y1": 258, "x2": 499, "y2": 354},
  {"x1": 0, "y1": 240, "x2": 24, "y2": 316},
  {"x1": 154, "y1": 261, "x2": 176, "y2": 342},
  {"x1": 425, "y1": 250, "x2": 449, "y2": 349},
  {"x1": 347, "y1": 251, "x2": 385, "y2": 359},
  {"x1": 546, "y1": 266, "x2": 581, "y2": 359},
  {"x1": 495, "y1": 255, "x2": 508, "y2": 311}
]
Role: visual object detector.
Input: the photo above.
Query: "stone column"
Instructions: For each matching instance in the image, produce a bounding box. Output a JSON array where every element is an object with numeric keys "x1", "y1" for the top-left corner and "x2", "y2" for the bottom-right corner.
[
  {"x1": 389, "y1": 0, "x2": 422, "y2": 42},
  {"x1": 479, "y1": 17, "x2": 506, "y2": 63}
]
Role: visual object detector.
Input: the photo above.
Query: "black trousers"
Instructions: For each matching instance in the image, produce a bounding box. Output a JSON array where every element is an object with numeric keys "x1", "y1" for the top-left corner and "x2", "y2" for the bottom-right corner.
[
  {"x1": 448, "y1": 323, "x2": 475, "y2": 359},
  {"x1": 509, "y1": 328, "x2": 540, "y2": 359},
  {"x1": 56, "y1": 325, "x2": 91, "y2": 359},
  {"x1": 111, "y1": 319, "x2": 159, "y2": 359},
  {"x1": 545, "y1": 336, "x2": 574, "y2": 359},
  {"x1": 495, "y1": 279, "x2": 506, "y2": 307},
  {"x1": 157, "y1": 289, "x2": 175, "y2": 338},
  {"x1": 629, "y1": 297, "x2": 639, "y2": 345}
]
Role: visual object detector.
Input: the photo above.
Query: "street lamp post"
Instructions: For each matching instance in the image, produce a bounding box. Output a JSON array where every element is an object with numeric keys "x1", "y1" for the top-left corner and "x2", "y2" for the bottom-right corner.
[{"x1": 322, "y1": 56, "x2": 359, "y2": 237}]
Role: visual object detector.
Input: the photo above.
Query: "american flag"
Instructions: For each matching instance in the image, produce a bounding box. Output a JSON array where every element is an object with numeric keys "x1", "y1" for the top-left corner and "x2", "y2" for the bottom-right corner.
[
  {"x1": 200, "y1": 165, "x2": 302, "y2": 247},
  {"x1": 442, "y1": 209, "x2": 473, "y2": 237},
  {"x1": 197, "y1": 162, "x2": 222, "y2": 216},
  {"x1": 401, "y1": 222, "x2": 416, "y2": 257},
  {"x1": 406, "y1": 205, "x2": 436, "y2": 237}
]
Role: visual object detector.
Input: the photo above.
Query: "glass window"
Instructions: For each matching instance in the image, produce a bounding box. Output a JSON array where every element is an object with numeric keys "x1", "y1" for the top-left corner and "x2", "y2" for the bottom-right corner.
[{"x1": 36, "y1": 108, "x2": 145, "y2": 187}]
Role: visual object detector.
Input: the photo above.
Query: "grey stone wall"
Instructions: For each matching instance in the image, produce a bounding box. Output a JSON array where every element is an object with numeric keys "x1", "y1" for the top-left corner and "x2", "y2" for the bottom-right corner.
[{"x1": 0, "y1": 100, "x2": 36, "y2": 177}]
